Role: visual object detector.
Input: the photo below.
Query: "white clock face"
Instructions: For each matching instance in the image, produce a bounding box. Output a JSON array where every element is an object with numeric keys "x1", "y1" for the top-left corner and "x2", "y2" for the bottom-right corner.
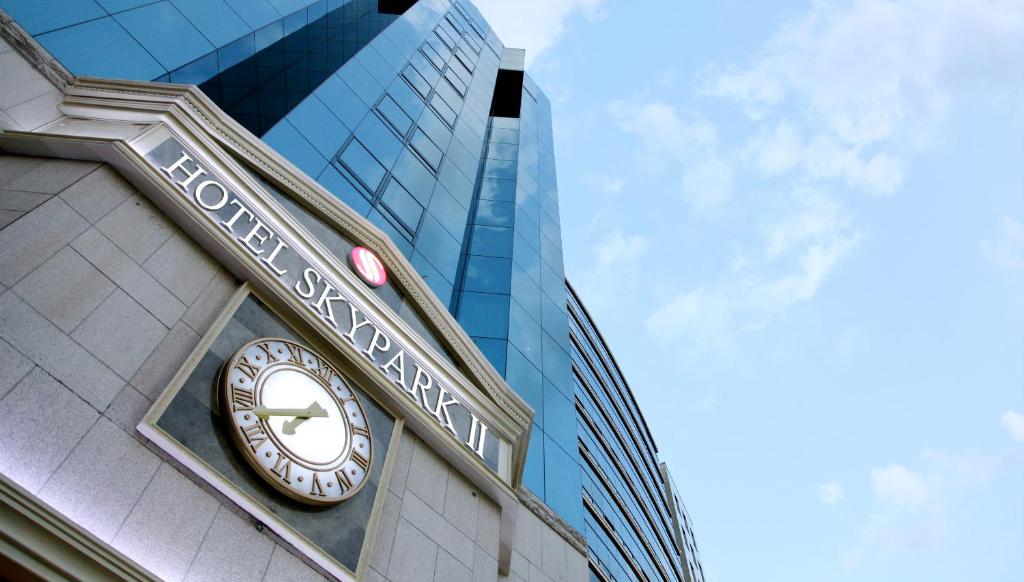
[{"x1": 220, "y1": 338, "x2": 373, "y2": 505}]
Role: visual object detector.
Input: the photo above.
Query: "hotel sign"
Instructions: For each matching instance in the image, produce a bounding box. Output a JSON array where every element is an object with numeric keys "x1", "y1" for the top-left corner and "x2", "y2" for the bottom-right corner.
[{"x1": 143, "y1": 138, "x2": 498, "y2": 471}]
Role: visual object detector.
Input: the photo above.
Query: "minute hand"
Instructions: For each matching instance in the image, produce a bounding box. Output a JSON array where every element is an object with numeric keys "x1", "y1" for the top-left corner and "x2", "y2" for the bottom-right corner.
[{"x1": 252, "y1": 406, "x2": 328, "y2": 419}]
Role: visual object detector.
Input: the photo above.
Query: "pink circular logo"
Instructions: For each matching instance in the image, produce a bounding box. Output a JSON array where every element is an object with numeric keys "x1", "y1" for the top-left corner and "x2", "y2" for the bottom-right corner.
[{"x1": 350, "y1": 246, "x2": 387, "y2": 287}]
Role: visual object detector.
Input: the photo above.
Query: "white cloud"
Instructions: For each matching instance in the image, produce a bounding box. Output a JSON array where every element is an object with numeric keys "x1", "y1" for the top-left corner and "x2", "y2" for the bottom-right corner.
[
  {"x1": 645, "y1": 288, "x2": 732, "y2": 350},
  {"x1": 470, "y1": 0, "x2": 605, "y2": 65},
  {"x1": 982, "y1": 215, "x2": 1024, "y2": 281},
  {"x1": 871, "y1": 465, "x2": 931, "y2": 510},
  {"x1": 582, "y1": 173, "x2": 625, "y2": 194},
  {"x1": 602, "y1": 0, "x2": 1022, "y2": 354},
  {"x1": 644, "y1": 190, "x2": 862, "y2": 349},
  {"x1": 1001, "y1": 410, "x2": 1024, "y2": 443},
  {"x1": 844, "y1": 447, "x2": 1019, "y2": 569},
  {"x1": 607, "y1": 101, "x2": 718, "y2": 168},
  {"x1": 703, "y1": 0, "x2": 1022, "y2": 144},
  {"x1": 701, "y1": 0, "x2": 1022, "y2": 198},
  {"x1": 681, "y1": 154, "x2": 736, "y2": 217},
  {"x1": 576, "y1": 229, "x2": 649, "y2": 309},
  {"x1": 608, "y1": 100, "x2": 729, "y2": 216},
  {"x1": 743, "y1": 121, "x2": 803, "y2": 177},
  {"x1": 593, "y1": 229, "x2": 648, "y2": 267},
  {"x1": 818, "y1": 481, "x2": 846, "y2": 505}
]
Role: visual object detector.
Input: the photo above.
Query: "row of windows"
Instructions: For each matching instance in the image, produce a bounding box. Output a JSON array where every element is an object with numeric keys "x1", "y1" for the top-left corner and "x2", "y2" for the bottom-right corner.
[
  {"x1": 571, "y1": 327, "x2": 670, "y2": 523},
  {"x1": 569, "y1": 295, "x2": 663, "y2": 487},
  {"x1": 583, "y1": 494, "x2": 650, "y2": 582},
  {"x1": 577, "y1": 399, "x2": 679, "y2": 581},
  {"x1": 569, "y1": 290, "x2": 700, "y2": 581}
]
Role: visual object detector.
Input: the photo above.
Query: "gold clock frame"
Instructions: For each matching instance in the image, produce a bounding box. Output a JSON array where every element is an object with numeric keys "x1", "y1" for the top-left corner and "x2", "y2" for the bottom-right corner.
[{"x1": 219, "y1": 337, "x2": 375, "y2": 506}]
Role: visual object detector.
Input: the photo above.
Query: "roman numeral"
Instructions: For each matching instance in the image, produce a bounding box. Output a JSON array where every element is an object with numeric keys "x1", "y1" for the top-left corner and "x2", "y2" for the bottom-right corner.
[
  {"x1": 466, "y1": 415, "x2": 488, "y2": 459},
  {"x1": 310, "y1": 473, "x2": 327, "y2": 497},
  {"x1": 271, "y1": 452, "x2": 292, "y2": 483},
  {"x1": 231, "y1": 386, "x2": 255, "y2": 411},
  {"x1": 286, "y1": 344, "x2": 305, "y2": 366},
  {"x1": 352, "y1": 425, "x2": 370, "y2": 438},
  {"x1": 254, "y1": 341, "x2": 280, "y2": 363},
  {"x1": 236, "y1": 356, "x2": 260, "y2": 381},
  {"x1": 335, "y1": 469, "x2": 353, "y2": 493},
  {"x1": 240, "y1": 422, "x2": 267, "y2": 452},
  {"x1": 351, "y1": 449, "x2": 370, "y2": 471},
  {"x1": 312, "y1": 357, "x2": 335, "y2": 386}
]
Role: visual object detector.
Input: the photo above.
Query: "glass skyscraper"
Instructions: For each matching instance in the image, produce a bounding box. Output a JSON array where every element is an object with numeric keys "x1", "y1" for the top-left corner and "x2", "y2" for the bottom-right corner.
[{"x1": 0, "y1": 0, "x2": 703, "y2": 579}]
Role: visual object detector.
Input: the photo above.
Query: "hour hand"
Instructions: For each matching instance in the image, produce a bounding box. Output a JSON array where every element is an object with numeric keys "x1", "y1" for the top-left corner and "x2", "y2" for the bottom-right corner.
[
  {"x1": 252, "y1": 402, "x2": 328, "y2": 419},
  {"x1": 279, "y1": 402, "x2": 328, "y2": 435}
]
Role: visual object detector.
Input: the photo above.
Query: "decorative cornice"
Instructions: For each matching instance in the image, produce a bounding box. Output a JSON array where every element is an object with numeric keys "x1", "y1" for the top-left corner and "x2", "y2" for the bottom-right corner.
[
  {"x1": 0, "y1": 474, "x2": 156, "y2": 581},
  {"x1": 516, "y1": 486, "x2": 588, "y2": 555},
  {"x1": 0, "y1": 9, "x2": 73, "y2": 90}
]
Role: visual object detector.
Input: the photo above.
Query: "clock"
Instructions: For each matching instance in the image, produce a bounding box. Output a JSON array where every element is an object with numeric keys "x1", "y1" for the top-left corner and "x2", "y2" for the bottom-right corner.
[{"x1": 219, "y1": 338, "x2": 373, "y2": 505}]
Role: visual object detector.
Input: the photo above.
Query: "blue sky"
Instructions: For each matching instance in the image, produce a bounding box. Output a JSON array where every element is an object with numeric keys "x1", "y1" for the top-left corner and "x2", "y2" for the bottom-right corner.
[{"x1": 473, "y1": 0, "x2": 1024, "y2": 580}]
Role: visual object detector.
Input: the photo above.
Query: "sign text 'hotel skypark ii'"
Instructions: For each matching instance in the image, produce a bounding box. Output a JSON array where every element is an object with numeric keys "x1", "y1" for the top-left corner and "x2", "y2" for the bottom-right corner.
[{"x1": 143, "y1": 138, "x2": 499, "y2": 471}]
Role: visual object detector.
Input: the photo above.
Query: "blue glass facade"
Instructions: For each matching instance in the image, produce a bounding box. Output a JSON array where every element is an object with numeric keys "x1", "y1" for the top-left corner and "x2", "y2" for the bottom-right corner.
[
  {"x1": 569, "y1": 284, "x2": 701, "y2": 582},
  {"x1": 0, "y1": 0, "x2": 704, "y2": 578}
]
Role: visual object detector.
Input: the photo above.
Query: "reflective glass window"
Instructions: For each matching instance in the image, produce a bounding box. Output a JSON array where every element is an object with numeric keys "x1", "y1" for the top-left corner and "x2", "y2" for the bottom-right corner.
[
  {"x1": 339, "y1": 59, "x2": 384, "y2": 107},
  {"x1": 411, "y1": 250, "x2": 454, "y2": 305},
  {"x1": 402, "y1": 64, "x2": 431, "y2": 98},
  {"x1": 114, "y1": 2, "x2": 214, "y2": 71},
  {"x1": 417, "y1": 108, "x2": 453, "y2": 151},
  {"x1": 462, "y1": 256, "x2": 512, "y2": 294},
  {"x1": 355, "y1": 114, "x2": 403, "y2": 168},
  {"x1": 387, "y1": 78, "x2": 426, "y2": 120},
  {"x1": 522, "y1": 424, "x2": 545, "y2": 496},
  {"x1": 339, "y1": 139, "x2": 386, "y2": 192},
  {"x1": 410, "y1": 129, "x2": 443, "y2": 171},
  {"x1": 432, "y1": 161, "x2": 469, "y2": 208},
  {"x1": 512, "y1": 232, "x2": 541, "y2": 282},
  {"x1": 482, "y1": 158, "x2": 516, "y2": 180},
  {"x1": 262, "y1": 119, "x2": 328, "y2": 178},
  {"x1": 377, "y1": 95, "x2": 414, "y2": 136},
  {"x1": 430, "y1": 94, "x2": 458, "y2": 127},
  {"x1": 509, "y1": 300, "x2": 542, "y2": 367},
  {"x1": 475, "y1": 200, "x2": 514, "y2": 227},
  {"x1": 505, "y1": 345, "x2": 543, "y2": 416},
  {"x1": 287, "y1": 95, "x2": 350, "y2": 158},
  {"x1": 543, "y1": 383, "x2": 577, "y2": 453},
  {"x1": 510, "y1": 270, "x2": 542, "y2": 323},
  {"x1": 472, "y1": 337, "x2": 507, "y2": 375},
  {"x1": 444, "y1": 138, "x2": 478, "y2": 181},
  {"x1": 456, "y1": 292, "x2": 509, "y2": 339},
  {"x1": 543, "y1": 333, "x2": 571, "y2": 396},
  {"x1": 314, "y1": 74, "x2": 369, "y2": 129},
  {"x1": 543, "y1": 436, "x2": 584, "y2": 530},
  {"x1": 471, "y1": 225, "x2": 513, "y2": 258},
  {"x1": 479, "y1": 178, "x2": 516, "y2": 203},
  {"x1": 37, "y1": 17, "x2": 165, "y2": 80},
  {"x1": 380, "y1": 179, "x2": 423, "y2": 232},
  {"x1": 172, "y1": 0, "x2": 250, "y2": 47},
  {"x1": 317, "y1": 165, "x2": 370, "y2": 215},
  {"x1": 426, "y1": 186, "x2": 469, "y2": 239},
  {"x1": 391, "y1": 148, "x2": 435, "y2": 204},
  {"x1": 415, "y1": 215, "x2": 460, "y2": 281}
]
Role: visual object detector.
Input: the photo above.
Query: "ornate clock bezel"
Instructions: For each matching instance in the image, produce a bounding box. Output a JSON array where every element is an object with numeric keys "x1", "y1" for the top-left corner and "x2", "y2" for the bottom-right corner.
[{"x1": 219, "y1": 337, "x2": 374, "y2": 506}]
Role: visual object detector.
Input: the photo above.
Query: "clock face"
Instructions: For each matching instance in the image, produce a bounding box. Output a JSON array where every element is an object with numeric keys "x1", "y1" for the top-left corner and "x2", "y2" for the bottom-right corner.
[{"x1": 220, "y1": 338, "x2": 373, "y2": 505}]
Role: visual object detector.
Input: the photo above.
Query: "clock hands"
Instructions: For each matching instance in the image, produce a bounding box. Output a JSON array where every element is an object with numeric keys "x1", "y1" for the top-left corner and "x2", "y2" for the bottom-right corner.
[{"x1": 252, "y1": 402, "x2": 328, "y2": 435}]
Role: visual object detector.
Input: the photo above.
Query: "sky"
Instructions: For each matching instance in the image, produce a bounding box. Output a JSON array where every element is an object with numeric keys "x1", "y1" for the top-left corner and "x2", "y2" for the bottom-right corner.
[{"x1": 472, "y1": 0, "x2": 1024, "y2": 580}]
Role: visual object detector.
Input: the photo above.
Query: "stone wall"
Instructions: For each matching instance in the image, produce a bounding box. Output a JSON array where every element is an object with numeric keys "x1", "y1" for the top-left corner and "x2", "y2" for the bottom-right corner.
[{"x1": 0, "y1": 35, "x2": 62, "y2": 133}]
